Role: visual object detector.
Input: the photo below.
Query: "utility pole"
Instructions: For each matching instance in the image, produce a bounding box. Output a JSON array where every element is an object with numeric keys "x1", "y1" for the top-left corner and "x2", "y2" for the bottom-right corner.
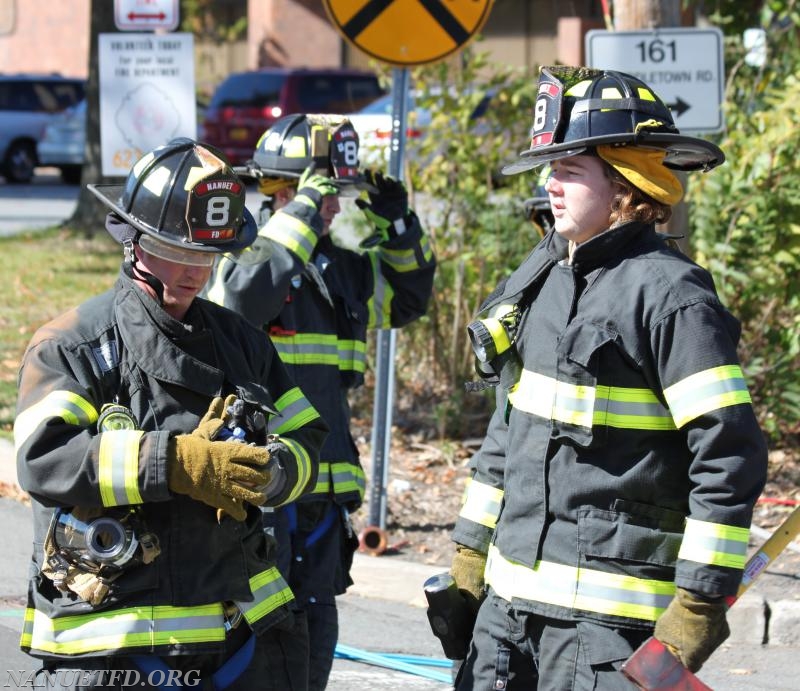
[
  {"x1": 611, "y1": 0, "x2": 689, "y2": 247},
  {"x1": 68, "y1": 1, "x2": 120, "y2": 235},
  {"x1": 612, "y1": 0, "x2": 681, "y2": 29}
]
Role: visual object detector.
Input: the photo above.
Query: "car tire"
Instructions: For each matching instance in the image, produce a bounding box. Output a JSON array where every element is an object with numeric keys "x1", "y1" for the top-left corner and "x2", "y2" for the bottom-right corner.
[
  {"x1": 3, "y1": 141, "x2": 37, "y2": 183},
  {"x1": 60, "y1": 165, "x2": 82, "y2": 185}
]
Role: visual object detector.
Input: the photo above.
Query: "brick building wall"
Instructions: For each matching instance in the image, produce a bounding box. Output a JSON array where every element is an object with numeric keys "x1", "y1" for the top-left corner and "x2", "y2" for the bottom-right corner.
[
  {"x1": 248, "y1": 0, "x2": 340, "y2": 68},
  {"x1": 0, "y1": 1, "x2": 90, "y2": 78},
  {"x1": 0, "y1": 2, "x2": 608, "y2": 90}
]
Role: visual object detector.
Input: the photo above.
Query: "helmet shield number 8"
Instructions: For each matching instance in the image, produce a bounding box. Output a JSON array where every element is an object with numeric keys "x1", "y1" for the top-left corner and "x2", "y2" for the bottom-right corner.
[
  {"x1": 531, "y1": 72, "x2": 564, "y2": 149},
  {"x1": 329, "y1": 120, "x2": 360, "y2": 182},
  {"x1": 185, "y1": 174, "x2": 247, "y2": 245}
]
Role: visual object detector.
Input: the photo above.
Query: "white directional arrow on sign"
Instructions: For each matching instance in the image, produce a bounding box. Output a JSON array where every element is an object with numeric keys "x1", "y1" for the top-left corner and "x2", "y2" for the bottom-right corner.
[{"x1": 114, "y1": 0, "x2": 179, "y2": 32}]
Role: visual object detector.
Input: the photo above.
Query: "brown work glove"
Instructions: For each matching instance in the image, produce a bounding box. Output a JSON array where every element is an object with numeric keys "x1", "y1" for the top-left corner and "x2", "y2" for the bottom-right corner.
[
  {"x1": 654, "y1": 587, "x2": 730, "y2": 672},
  {"x1": 167, "y1": 398, "x2": 271, "y2": 521},
  {"x1": 450, "y1": 544, "x2": 488, "y2": 616},
  {"x1": 192, "y1": 395, "x2": 237, "y2": 441}
]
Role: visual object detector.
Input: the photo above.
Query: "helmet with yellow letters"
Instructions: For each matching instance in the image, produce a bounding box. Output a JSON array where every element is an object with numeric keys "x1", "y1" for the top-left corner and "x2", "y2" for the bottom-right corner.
[{"x1": 89, "y1": 138, "x2": 257, "y2": 258}]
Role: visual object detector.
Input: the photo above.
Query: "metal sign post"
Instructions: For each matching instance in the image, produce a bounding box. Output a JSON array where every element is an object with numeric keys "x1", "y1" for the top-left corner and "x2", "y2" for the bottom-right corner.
[
  {"x1": 322, "y1": 0, "x2": 494, "y2": 544},
  {"x1": 367, "y1": 66, "x2": 410, "y2": 531}
]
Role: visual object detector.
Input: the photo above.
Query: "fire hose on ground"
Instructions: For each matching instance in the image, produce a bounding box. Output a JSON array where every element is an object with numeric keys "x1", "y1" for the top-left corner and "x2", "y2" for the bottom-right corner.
[{"x1": 334, "y1": 643, "x2": 453, "y2": 683}]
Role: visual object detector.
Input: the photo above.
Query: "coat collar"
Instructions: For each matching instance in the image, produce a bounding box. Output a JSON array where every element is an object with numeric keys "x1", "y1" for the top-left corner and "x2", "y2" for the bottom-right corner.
[
  {"x1": 482, "y1": 221, "x2": 655, "y2": 311},
  {"x1": 114, "y1": 270, "x2": 224, "y2": 397}
]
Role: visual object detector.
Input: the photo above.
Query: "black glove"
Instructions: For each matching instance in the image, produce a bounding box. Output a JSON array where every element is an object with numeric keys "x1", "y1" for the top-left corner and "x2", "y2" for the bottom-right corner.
[{"x1": 356, "y1": 170, "x2": 409, "y2": 248}]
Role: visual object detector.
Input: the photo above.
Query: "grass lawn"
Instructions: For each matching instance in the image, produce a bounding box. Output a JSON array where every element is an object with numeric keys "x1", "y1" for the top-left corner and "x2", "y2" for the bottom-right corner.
[{"x1": 0, "y1": 228, "x2": 120, "y2": 438}]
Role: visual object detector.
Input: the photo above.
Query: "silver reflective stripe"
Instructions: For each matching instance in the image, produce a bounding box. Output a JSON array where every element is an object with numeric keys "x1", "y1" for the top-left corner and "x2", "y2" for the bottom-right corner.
[
  {"x1": 486, "y1": 545, "x2": 675, "y2": 622},
  {"x1": 265, "y1": 211, "x2": 316, "y2": 263},
  {"x1": 337, "y1": 340, "x2": 367, "y2": 373},
  {"x1": 15, "y1": 390, "x2": 98, "y2": 451},
  {"x1": 459, "y1": 479, "x2": 503, "y2": 529},
  {"x1": 664, "y1": 365, "x2": 752, "y2": 428},
  {"x1": 369, "y1": 253, "x2": 390, "y2": 329},
  {"x1": 510, "y1": 371, "x2": 675, "y2": 430},
  {"x1": 270, "y1": 387, "x2": 320, "y2": 434},
  {"x1": 273, "y1": 339, "x2": 338, "y2": 364},
  {"x1": 379, "y1": 245, "x2": 419, "y2": 272},
  {"x1": 678, "y1": 518, "x2": 749, "y2": 569},
  {"x1": 21, "y1": 604, "x2": 226, "y2": 656},
  {"x1": 235, "y1": 567, "x2": 294, "y2": 624},
  {"x1": 99, "y1": 429, "x2": 144, "y2": 507}
]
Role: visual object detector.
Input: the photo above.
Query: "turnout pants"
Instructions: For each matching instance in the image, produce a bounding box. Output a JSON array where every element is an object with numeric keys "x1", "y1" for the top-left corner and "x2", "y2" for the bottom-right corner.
[
  {"x1": 456, "y1": 591, "x2": 652, "y2": 691},
  {"x1": 264, "y1": 500, "x2": 359, "y2": 691}
]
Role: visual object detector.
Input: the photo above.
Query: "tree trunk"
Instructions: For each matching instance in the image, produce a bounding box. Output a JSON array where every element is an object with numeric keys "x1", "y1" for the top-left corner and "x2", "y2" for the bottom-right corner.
[
  {"x1": 68, "y1": 1, "x2": 120, "y2": 236},
  {"x1": 611, "y1": 0, "x2": 689, "y2": 251},
  {"x1": 612, "y1": 0, "x2": 681, "y2": 29}
]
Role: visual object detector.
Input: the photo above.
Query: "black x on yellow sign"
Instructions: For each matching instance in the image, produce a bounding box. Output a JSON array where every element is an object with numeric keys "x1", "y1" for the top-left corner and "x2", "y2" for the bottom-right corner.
[{"x1": 323, "y1": 0, "x2": 494, "y2": 67}]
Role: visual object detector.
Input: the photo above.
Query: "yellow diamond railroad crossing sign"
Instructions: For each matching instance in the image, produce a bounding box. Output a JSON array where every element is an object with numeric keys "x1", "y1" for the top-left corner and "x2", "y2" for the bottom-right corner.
[{"x1": 323, "y1": 0, "x2": 494, "y2": 67}]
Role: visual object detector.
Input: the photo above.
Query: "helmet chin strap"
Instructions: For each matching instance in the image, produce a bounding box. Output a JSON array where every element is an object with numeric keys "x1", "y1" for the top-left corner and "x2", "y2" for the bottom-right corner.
[{"x1": 123, "y1": 239, "x2": 165, "y2": 305}]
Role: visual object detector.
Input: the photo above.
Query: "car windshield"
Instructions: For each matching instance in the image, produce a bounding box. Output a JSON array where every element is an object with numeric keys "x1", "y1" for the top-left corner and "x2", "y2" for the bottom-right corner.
[{"x1": 209, "y1": 73, "x2": 287, "y2": 108}]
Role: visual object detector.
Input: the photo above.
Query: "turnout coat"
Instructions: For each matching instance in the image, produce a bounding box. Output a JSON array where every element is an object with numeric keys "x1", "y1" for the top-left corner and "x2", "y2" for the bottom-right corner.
[
  {"x1": 206, "y1": 198, "x2": 435, "y2": 509},
  {"x1": 15, "y1": 269, "x2": 327, "y2": 658},
  {"x1": 453, "y1": 222, "x2": 768, "y2": 629}
]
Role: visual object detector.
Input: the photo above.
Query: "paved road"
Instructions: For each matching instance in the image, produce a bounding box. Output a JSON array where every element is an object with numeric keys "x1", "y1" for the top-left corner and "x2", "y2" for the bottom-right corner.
[{"x1": 0, "y1": 170, "x2": 79, "y2": 236}]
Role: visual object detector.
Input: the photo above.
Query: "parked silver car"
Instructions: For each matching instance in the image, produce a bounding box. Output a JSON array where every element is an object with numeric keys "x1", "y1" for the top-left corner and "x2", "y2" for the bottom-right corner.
[
  {"x1": 0, "y1": 74, "x2": 85, "y2": 183},
  {"x1": 38, "y1": 98, "x2": 86, "y2": 185}
]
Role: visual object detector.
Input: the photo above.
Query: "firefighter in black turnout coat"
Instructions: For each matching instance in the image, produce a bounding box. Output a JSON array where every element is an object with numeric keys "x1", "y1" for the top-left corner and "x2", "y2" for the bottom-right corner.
[
  {"x1": 448, "y1": 67, "x2": 768, "y2": 690},
  {"x1": 15, "y1": 139, "x2": 327, "y2": 690},
  {"x1": 204, "y1": 114, "x2": 436, "y2": 690}
]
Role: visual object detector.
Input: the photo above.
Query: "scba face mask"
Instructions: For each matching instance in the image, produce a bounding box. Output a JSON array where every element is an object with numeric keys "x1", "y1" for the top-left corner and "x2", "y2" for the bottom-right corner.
[{"x1": 44, "y1": 506, "x2": 161, "y2": 599}]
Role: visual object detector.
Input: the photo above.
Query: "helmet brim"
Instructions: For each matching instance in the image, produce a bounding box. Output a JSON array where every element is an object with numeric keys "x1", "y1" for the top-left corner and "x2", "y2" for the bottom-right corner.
[
  {"x1": 502, "y1": 132, "x2": 725, "y2": 176},
  {"x1": 88, "y1": 183, "x2": 258, "y2": 253},
  {"x1": 233, "y1": 163, "x2": 378, "y2": 197}
]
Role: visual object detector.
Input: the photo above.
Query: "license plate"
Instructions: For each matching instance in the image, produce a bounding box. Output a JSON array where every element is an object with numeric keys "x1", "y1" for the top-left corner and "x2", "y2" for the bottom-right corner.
[{"x1": 229, "y1": 127, "x2": 248, "y2": 141}]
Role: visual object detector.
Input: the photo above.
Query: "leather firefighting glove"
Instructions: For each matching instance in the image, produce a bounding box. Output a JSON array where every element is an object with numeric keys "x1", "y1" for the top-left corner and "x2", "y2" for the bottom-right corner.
[
  {"x1": 167, "y1": 399, "x2": 271, "y2": 522},
  {"x1": 653, "y1": 587, "x2": 730, "y2": 673},
  {"x1": 191, "y1": 394, "x2": 237, "y2": 441},
  {"x1": 295, "y1": 164, "x2": 339, "y2": 211},
  {"x1": 356, "y1": 170, "x2": 409, "y2": 248},
  {"x1": 449, "y1": 544, "x2": 488, "y2": 617}
]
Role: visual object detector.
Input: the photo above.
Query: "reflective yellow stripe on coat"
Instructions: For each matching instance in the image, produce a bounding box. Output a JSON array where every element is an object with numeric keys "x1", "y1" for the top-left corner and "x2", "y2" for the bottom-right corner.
[
  {"x1": 99, "y1": 429, "x2": 145, "y2": 507},
  {"x1": 14, "y1": 390, "x2": 98, "y2": 451},
  {"x1": 485, "y1": 545, "x2": 675, "y2": 622},
  {"x1": 458, "y1": 478, "x2": 503, "y2": 530},
  {"x1": 678, "y1": 518, "x2": 750, "y2": 569},
  {"x1": 664, "y1": 365, "x2": 752, "y2": 428},
  {"x1": 271, "y1": 333, "x2": 366, "y2": 374},
  {"x1": 509, "y1": 370, "x2": 676, "y2": 430},
  {"x1": 265, "y1": 211, "x2": 317, "y2": 264},
  {"x1": 21, "y1": 568, "x2": 292, "y2": 656},
  {"x1": 307, "y1": 461, "x2": 366, "y2": 500},
  {"x1": 509, "y1": 365, "x2": 753, "y2": 431}
]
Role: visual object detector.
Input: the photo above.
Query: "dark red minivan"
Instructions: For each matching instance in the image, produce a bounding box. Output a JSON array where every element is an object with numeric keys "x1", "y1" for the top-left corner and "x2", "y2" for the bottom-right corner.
[{"x1": 200, "y1": 67, "x2": 385, "y2": 166}]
